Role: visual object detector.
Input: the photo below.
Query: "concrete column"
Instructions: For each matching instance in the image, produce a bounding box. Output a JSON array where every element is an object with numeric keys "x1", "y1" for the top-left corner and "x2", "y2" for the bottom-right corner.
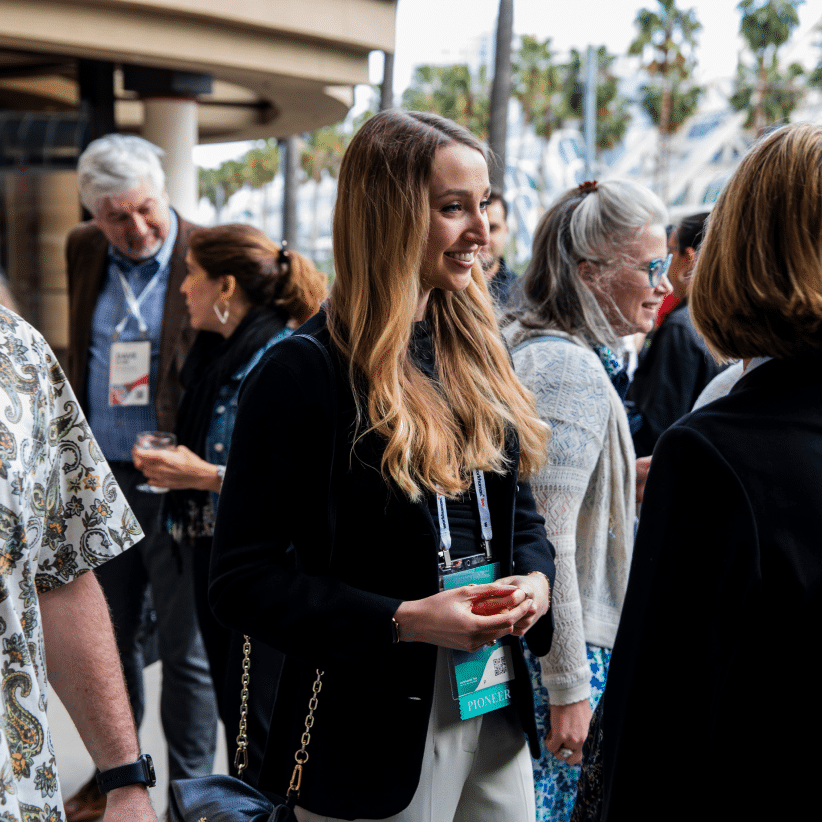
[
  {"x1": 35, "y1": 170, "x2": 78, "y2": 352},
  {"x1": 3, "y1": 169, "x2": 77, "y2": 356},
  {"x1": 142, "y1": 97, "x2": 198, "y2": 220},
  {"x1": 4, "y1": 171, "x2": 34, "y2": 317}
]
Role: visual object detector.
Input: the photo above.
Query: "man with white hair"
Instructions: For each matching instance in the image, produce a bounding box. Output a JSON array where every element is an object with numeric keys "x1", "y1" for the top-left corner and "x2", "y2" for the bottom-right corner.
[{"x1": 64, "y1": 135, "x2": 216, "y2": 820}]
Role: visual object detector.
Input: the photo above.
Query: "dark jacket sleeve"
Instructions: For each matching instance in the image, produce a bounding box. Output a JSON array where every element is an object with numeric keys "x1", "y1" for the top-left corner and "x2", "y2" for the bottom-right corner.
[
  {"x1": 208, "y1": 340, "x2": 402, "y2": 664},
  {"x1": 511, "y1": 478, "x2": 556, "y2": 656}
]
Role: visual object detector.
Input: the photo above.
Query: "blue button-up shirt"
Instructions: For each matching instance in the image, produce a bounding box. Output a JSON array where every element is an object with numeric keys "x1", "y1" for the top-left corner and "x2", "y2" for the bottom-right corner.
[{"x1": 87, "y1": 211, "x2": 178, "y2": 461}]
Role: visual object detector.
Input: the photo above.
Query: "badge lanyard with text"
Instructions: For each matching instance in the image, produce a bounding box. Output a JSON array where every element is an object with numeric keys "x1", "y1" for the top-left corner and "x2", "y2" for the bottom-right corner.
[
  {"x1": 437, "y1": 470, "x2": 515, "y2": 720},
  {"x1": 108, "y1": 269, "x2": 162, "y2": 407}
]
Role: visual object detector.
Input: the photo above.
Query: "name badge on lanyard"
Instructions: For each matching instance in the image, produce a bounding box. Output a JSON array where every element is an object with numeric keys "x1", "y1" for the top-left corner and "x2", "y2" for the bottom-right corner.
[
  {"x1": 436, "y1": 470, "x2": 515, "y2": 721},
  {"x1": 110, "y1": 341, "x2": 151, "y2": 406},
  {"x1": 108, "y1": 268, "x2": 160, "y2": 407}
]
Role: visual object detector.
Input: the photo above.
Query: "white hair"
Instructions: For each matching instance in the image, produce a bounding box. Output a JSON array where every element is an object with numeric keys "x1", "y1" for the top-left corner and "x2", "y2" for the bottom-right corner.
[
  {"x1": 78, "y1": 134, "x2": 166, "y2": 215},
  {"x1": 571, "y1": 179, "x2": 668, "y2": 268},
  {"x1": 505, "y1": 179, "x2": 668, "y2": 347}
]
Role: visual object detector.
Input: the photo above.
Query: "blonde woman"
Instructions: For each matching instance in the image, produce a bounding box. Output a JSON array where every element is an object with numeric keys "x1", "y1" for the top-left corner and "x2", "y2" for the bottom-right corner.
[{"x1": 209, "y1": 110, "x2": 555, "y2": 822}]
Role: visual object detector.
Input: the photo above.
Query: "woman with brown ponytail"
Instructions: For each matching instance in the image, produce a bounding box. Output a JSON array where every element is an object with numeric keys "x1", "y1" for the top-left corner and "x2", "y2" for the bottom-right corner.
[{"x1": 133, "y1": 223, "x2": 325, "y2": 768}]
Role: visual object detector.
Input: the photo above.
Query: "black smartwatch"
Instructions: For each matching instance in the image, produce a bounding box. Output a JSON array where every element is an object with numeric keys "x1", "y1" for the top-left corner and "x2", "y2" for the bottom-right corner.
[{"x1": 96, "y1": 754, "x2": 156, "y2": 794}]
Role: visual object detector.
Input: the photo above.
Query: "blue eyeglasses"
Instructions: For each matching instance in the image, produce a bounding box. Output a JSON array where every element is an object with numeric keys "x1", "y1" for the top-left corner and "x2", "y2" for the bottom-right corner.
[{"x1": 638, "y1": 253, "x2": 672, "y2": 288}]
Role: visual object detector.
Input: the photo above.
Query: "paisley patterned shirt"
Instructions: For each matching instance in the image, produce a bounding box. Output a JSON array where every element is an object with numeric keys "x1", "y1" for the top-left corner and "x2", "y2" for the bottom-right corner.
[{"x1": 0, "y1": 307, "x2": 143, "y2": 821}]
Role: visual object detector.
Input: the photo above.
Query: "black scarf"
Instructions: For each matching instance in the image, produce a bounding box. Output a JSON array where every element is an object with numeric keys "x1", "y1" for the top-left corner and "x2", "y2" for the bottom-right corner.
[{"x1": 169, "y1": 306, "x2": 287, "y2": 539}]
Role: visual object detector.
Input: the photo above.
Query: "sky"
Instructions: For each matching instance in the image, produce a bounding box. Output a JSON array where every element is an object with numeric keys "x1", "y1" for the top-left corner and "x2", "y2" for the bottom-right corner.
[
  {"x1": 389, "y1": 0, "x2": 822, "y2": 91},
  {"x1": 194, "y1": 0, "x2": 822, "y2": 167}
]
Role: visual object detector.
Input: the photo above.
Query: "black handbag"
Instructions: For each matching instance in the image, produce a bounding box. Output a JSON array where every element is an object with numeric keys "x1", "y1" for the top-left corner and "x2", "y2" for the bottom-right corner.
[
  {"x1": 168, "y1": 773, "x2": 295, "y2": 822},
  {"x1": 168, "y1": 333, "x2": 336, "y2": 822},
  {"x1": 167, "y1": 640, "x2": 324, "y2": 822}
]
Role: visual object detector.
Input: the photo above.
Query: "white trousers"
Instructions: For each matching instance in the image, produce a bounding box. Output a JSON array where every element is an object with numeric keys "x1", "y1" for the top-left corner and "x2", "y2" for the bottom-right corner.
[{"x1": 296, "y1": 646, "x2": 535, "y2": 822}]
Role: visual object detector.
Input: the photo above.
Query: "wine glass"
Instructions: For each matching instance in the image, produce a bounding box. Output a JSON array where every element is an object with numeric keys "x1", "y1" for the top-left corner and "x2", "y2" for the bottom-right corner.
[{"x1": 134, "y1": 431, "x2": 177, "y2": 493}]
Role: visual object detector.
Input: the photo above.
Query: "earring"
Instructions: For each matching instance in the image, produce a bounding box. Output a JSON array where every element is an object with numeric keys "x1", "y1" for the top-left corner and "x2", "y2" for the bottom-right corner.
[{"x1": 213, "y1": 301, "x2": 229, "y2": 325}]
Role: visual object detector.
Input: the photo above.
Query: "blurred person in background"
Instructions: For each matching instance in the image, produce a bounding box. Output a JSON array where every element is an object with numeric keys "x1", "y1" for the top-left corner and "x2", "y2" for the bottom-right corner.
[
  {"x1": 628, "y1": 211, "x2": 727, "y2": 456},
  {"x1": 479, "y1": 188, "x2": 517, "y2": 306},
  {"x1": 64, "y1": 134, "x2": 216, "y2": 820}
]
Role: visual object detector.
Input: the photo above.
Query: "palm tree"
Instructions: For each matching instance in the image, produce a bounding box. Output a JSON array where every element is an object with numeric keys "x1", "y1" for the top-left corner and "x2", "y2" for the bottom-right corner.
[
  {"x1": 510, "y1": 35, "x2": 561, "y2": 204},
  {"x1": 301, "y1": 124, "x2": 347, "y2": 261},
  {"x1": 735, "y1": 0, "x2": 804, "y2": 135},
  {"x1": 401, "y1": 64, "x2": 490, "y2": 139},
  {"x1": 197, "y1": 167, "x2": 222, "y2": 221},
  {"x1": 197, "y1": 159, "x2": 246, "y2": 223},
  {"x1": 629, "y1": 0, "x2": 703, "y2": 199},
  {"x1": 511, "y1": 36, "x2": 561, "y2": 144},
  {"x1": 560, "y1": 47, "x2": 633, "y2": 152},
  {"x1": 242, "y1": 139, "x2": 279, "y2": 232}
]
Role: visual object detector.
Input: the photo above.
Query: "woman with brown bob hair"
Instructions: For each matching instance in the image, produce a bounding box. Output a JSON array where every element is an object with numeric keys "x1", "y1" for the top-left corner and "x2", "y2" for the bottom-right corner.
[
  {"x1": 574, "y1": 123, "x2": 822, "y2": 821},
  {"x1": 209, "y1": 110, "x2": 555, "y2": 821},
  {"x1": 133, "y1": 222, "x2": 325, "y2": 764}
]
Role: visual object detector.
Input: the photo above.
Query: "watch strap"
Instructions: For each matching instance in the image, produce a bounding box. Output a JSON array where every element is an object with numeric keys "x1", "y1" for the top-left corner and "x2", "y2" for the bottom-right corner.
[{"x1": 96, "y1": 754, "x2": 156, "y2": 793}]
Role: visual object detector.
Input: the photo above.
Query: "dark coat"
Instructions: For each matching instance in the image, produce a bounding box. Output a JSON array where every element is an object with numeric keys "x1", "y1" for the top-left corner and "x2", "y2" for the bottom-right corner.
[
  {"x1": 628, "y1": 300, "x2": 727, "y2": 456},
  {"x1": 488, "y1": 256, "x2": 517, "y2": 306},
  {"x1": 65, "y1": 211, "x2": 197, "y2": 432},
  {"x1": 209, "y1": 312, "x2": 556, "y2": 820},
  {"x1": 597, "y1": 354, "x2": 822, "y2": 820}
]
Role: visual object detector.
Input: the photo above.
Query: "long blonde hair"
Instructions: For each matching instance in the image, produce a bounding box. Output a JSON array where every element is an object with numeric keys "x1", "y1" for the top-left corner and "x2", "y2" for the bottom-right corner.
[{"x1": 329, "y1": 110, "x2": 547, "y2": 501}]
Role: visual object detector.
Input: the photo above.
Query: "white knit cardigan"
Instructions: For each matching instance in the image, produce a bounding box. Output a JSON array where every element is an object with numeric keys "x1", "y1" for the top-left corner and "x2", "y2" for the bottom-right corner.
[{"x1": 505, "y1": 323, "x2": 636, "y2": 706}]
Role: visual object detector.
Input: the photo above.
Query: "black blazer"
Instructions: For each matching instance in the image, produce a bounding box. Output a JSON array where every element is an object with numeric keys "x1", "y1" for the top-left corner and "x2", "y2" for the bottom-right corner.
[
  {"x1": 596, "y1": 354, "x2": 822, "y2": 821},
  {"x1": 210, "y1": 313, "x2": 556, "y2": 819}
]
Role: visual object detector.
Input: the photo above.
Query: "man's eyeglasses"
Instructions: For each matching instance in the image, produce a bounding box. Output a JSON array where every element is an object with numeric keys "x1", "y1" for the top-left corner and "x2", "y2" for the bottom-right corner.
[{"x1": 635, "y1": 253, "x2": 672, "y2": 288}]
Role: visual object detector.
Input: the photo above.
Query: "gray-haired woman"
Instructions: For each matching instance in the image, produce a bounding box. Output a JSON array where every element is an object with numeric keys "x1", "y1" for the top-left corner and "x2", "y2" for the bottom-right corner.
[{"x1": 501, "y1": 179, "x2": 671, "y2": 822}]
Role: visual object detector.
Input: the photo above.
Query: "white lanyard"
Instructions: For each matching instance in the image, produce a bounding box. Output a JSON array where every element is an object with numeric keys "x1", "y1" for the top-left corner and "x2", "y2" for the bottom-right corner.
[
  {"x1": 114, "y1": 268, "x2": 164, "y2": 340},
  {"x1": 436, "y1": 469, "x2": 493, "y2": 568}
]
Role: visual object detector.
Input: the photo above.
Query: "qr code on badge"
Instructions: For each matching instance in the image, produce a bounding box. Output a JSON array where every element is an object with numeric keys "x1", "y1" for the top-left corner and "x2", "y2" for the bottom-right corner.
[{"x1": 493, "y1": 656, "x2": 507, "y2": 676}]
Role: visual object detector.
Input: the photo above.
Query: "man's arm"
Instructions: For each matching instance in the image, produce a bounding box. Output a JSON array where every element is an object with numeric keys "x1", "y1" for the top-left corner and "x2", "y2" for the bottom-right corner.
[{"x1": 40, "y1": 571, "x2": 157, "y2": 822}]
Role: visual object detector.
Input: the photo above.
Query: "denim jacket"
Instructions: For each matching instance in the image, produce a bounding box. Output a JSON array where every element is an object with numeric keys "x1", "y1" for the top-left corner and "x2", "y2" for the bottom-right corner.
[{"x1": 206, "y1": 327, "x2": 292, "y2": 508}]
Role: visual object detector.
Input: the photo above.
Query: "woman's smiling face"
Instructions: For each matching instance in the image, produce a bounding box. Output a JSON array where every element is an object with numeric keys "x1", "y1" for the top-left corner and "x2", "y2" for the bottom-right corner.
[
  {"x1": 587, "y1": 223, "x2": 672, "y2": 335},
  {"x1": 417, "y1": 143, "x2": 490, "y2": 317}
]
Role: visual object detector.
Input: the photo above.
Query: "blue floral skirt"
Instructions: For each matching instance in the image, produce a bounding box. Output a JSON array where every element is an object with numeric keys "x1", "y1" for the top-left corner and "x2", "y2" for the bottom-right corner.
[{"x1": 525, "y1": 644, "x2": 611, "y2": 822}]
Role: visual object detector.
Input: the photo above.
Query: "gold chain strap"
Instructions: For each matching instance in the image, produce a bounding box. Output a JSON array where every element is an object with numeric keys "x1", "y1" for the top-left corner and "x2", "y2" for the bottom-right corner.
[
  {"x1": 288, "y1": 668, "x2": 324, "y2": 797},
  {"x1": 233, "y1": 634, "x2": 323, "y2": 800},
  {"x1": 233, "y1": 635, "x2": 252, "y2": 778}
]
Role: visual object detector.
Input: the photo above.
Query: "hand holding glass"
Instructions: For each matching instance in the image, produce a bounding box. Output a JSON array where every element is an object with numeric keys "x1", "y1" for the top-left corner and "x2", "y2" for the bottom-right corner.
[{"x1": 134, "y1": 431, "x2": 177, "y2": 493}]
